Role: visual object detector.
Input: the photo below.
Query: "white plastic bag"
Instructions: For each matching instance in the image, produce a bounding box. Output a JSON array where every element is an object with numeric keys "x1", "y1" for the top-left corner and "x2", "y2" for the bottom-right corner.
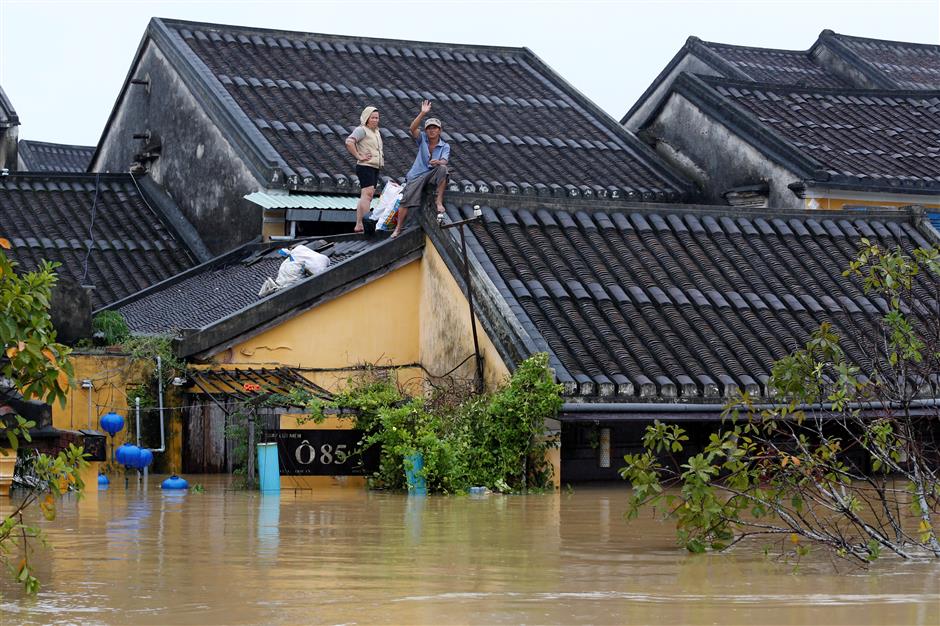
[
  {"x1": 289, "y1": 244, "x2": 330, "y2": 275},
  {"x1": 258, "y1": 245, "x2": 331, "y2": 297},
  {"x1": 370, "y1": 181, "x2": 403, "y2": 228}
]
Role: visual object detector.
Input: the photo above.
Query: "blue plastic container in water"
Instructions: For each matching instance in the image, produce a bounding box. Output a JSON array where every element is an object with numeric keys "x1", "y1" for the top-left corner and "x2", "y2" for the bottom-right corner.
[
  {"x1": 257, "y1": 443, "x2": 280, "y2": 493},
  {"x1": 161, "y1": 475, "x2": 189, "y2": 490},
  {"x1": 405, "y1": 452, "x2": 427, "y2": 496}
]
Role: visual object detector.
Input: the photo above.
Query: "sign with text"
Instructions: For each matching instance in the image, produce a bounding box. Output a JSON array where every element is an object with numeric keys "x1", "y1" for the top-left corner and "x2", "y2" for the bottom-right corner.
[{"x1": 266, "y1": 429, "x2": 379, "y2": 476}]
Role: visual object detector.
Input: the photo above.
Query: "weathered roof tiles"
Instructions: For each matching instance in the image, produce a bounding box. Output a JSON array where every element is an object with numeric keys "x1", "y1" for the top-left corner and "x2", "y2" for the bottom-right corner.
[
  {"x1": 158, "y1": 18, "x2": 690, "y2": 201},
  {"x1": 457, "y1": 201, "x2": 940, "y2": 400}
]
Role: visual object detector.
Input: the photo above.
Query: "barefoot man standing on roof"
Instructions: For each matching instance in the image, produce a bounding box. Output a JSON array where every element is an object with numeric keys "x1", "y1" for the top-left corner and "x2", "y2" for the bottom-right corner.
[
  {"x1": 393, "y1": 100, "x2": 450, "y2": 237},
  {"x1": 345, "y1": 105, "x2": 384, "y2": 233}
]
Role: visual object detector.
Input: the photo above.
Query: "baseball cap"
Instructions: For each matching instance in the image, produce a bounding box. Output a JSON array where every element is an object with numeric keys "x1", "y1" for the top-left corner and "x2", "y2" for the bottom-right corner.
[{"x1": 424, "y1": 117, "x2": 442, "y2": 129}]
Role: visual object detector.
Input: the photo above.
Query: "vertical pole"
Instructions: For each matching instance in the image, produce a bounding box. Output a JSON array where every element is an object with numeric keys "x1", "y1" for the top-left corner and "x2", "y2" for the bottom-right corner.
[
  {"x1": 136, "y1": 397, "x2": 142, "y2": 483},
  {"x1": 248, "y1": 411, "x2": 256, "y2": 487},
  {"x1": 460, "y1": 224, "x2": 484, "y2": 394}
]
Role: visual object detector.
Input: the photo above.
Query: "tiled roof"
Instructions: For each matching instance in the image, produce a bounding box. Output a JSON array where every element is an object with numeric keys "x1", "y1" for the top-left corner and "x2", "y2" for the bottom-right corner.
[
  {"x1": 456, "y1": 201, "x2": 940, "y2": 400},
  {"x1": 698, "y1": 40, "x2": 851, "y2": 88},
  {"x1": 18, "y1": 140, "x2": 95, "y2": 173},
  {"x1": 0, "y1": 173, "x2": 202, "y2": 309},
  {"x1": 153, "y1": 18, "x2": 689, "y2": 202},
  {"x1": 680, "y1": 74, "x2": 940, "y2": 192},
  {"x1": 118, "y1": 237, "x2": 380, "y2": 335},
  {"x1": 824, "y1": 31, "x2": 940, "y2": 90}
]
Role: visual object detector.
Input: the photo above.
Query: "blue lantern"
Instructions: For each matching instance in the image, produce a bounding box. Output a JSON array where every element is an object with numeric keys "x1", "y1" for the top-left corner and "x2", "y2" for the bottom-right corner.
[
  {"x1": 97, "y1": 473, "x2": 110, "y2": 486},
  {"x1": 100, "y1": 412, "x2": 125, "y2": 437},
  {"x1": 137, "y1": 448, "x2": 154, "y2": 470},
  {"x1": 161, "y1": 475, "x2": 189, "y2": 490},
  {"x1": 116, "y1": 443, "x2": 141, "y2": 468}
]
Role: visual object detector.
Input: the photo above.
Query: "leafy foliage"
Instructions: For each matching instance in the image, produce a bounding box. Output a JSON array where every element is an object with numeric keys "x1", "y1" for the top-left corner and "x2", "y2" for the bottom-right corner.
[
  {"x1": 621, "y1": 240, "x2": 940, "y2": 566},
  {"x1": 91, "y1": 310, "x2": 130, "y2": 346},
  {"x1": 306, "y1": 353, "x2": 562, "y2": 493},
  {"x1": 0, "y1": 243, "x2": 87, "y2": 595}
]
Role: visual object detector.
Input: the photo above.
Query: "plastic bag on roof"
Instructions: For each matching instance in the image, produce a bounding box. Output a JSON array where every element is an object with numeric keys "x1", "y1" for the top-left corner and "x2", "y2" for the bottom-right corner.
[
  {"x1": 370, "y1": 181, "x2": 403, "y2": 230},
  {"x1": 257, "y1": 245, "x2": 330, "y2": 297}
]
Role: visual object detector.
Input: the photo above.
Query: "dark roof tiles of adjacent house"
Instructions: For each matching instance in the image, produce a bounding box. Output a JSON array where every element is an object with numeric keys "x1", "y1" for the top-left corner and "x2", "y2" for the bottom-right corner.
[
  {"x1": 697, "y1": 40, "x2": 851, "y2": 88},
  {"x1": 822, "y1": 30, "x2": 940, "y2": 90},
  {"x1": 676, "y1": 74, "x2": 940, "y2": 193},
  {"x1": 0, "y1": 173, "x2": 204, "y2": 309},
  {"x1": 18, "y1": 140, "x2": 95, "y2": 173},
  {"x1": 456, "y1": 200, "x2": 939, "y2": 400},
  {"x1": 117, "y1": 236, "x2": 388, "y2": 335},
  {"x1": 151, "y1": 18, "x2": 690, "y2": 202}
]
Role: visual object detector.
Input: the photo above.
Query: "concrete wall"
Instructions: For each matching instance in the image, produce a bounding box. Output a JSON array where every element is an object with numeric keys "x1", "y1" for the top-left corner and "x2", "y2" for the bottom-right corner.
[
  {"x1": 0, "y1": 126, "x2": 17, "y2": 172},
  {"x1": 93, "y1": 39, "x2": 264, "y2": 256},
  {"x1": 419, "y1": 241, "x2": 511, "y2": 391},
  {"x1": 645, "y1": 92, "x2": 804, "y2": 209},
  {"x1": 623, "y1": 54, "x2": 721, "y2": 132}
]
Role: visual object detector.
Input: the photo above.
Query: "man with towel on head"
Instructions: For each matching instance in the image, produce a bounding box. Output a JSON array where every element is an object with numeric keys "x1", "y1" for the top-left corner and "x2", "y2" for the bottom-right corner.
[{"x1": 345, "y1": 106, "x2": 384, "y2": 233}]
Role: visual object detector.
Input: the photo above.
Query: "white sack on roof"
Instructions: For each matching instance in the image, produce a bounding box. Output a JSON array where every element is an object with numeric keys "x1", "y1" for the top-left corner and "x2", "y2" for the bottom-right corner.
[
  {"x1": 369, "y1": 181, "x2": 403, "y2": 229},
  {"x1": 258, "y1": 244, "x2": 330, "y2": 297}
]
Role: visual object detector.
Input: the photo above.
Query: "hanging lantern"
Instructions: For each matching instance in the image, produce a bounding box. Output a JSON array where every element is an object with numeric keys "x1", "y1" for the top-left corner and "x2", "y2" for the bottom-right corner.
[
  {"x1": 100, "y1": 412, "x2": 125, "y2": 437},
  {"x1": 116, "y1": 443, "x2": 141, "y2": 468},
  {"x1": 97, "y1": 473, "x2": 109, "y2": 486},
  {"x1": 137, "y1": 448, "x2": 154, "y2": 470},
  {"x1": 161, "y1": 475, "x2": 189, "y2": 490}
]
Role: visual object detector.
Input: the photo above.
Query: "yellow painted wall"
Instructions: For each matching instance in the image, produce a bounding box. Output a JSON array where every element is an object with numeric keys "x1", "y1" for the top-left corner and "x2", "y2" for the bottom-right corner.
[
  {"x1": 228, "y1": 260, "x2": 422, "y2": 369},
  {"x1": 805, "y1": 196, "x2": 940, "y2": 210},
  {"x1": 54, "y1": 353, "x2": 183, "y2": 474},
  {"x1": 418, "y1": 240, "x2": 511, "y2": 392}
]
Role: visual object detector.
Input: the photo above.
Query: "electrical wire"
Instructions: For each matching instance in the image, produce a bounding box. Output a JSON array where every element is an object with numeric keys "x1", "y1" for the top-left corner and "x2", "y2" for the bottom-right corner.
[{"x1": 80, "y1": 173, "x2": 101, "y2": 284}]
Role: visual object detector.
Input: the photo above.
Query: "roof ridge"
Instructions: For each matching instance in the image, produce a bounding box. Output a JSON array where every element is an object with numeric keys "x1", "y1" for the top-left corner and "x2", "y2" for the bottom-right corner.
[
  {"x1": 155, "y1": 16, "x2": 531, "y2": 56},
  {"x1": 696, "y1": 74, "x2": 940, "y2": 98},
  {"x1": 697, "y1": 38, "x2": 814, "y2": 56},
  {"x1": 18, "y1": 139, "x2": 95, "y2": 151},
  {"x1": 824, "y1": 29, "x2": 940, "y2": 51}
]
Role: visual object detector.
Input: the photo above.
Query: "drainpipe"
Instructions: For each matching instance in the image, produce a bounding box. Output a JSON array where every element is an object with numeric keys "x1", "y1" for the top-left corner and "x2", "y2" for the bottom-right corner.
[{"x1": 152, "y1": 355, "x2": 166, "y2": 453}]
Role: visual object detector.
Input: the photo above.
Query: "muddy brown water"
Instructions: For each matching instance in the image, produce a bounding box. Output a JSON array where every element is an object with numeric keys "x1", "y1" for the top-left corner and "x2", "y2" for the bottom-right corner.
[{"x1": 1, "y1": 476, "x2": 938, "y2": 625}]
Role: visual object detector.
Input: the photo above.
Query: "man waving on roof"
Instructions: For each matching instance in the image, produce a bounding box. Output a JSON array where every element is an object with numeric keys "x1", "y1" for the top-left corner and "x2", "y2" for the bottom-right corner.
[{"x1": 393, "y1": 100, "x2": 450, "y2": 238}]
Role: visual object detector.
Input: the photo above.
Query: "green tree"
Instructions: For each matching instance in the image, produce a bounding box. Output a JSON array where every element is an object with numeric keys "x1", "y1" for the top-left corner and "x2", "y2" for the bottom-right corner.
[
  {"x1": 0, "y1": 240, "x2": 86, "y2": 594},
  {"x1": 621, "y1": 239, "x2": 940, "y2": 565}
]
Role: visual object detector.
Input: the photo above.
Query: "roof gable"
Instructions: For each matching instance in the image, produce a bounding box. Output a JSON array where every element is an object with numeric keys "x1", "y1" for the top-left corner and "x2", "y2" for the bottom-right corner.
[
  {"x1": 150, "y1": 18, "x2": 690, "y2": 202},
  {"x1": 691, "y1": 76, "x2": 940, "y2": 193},
  {"x1": 822, "y1": 30, "x2": 940, "y2": 90},
  {"x1": 0, "y1": 173, "x2": 206, "y2": 308},
  {"x1": 113, "y1": 229, "x2": 423, "y2": 357}
]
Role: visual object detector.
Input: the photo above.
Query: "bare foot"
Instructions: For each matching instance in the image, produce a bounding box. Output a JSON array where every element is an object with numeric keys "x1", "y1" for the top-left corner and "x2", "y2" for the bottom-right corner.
[
  {"x1": 436, "y1": 202, "x2": 446, "y2": 214},
  {"x1": 390, "y1": 229, "x2": 401, "y2": 239},
  {"x1": 353, "y1": 223, "x2": 364, "y2": 234}
]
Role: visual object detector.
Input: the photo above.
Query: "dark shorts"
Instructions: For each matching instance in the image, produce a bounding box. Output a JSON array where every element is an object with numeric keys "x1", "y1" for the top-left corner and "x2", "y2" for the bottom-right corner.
[{"x1": 356, "y1": 165, "x2": 380, "y2": 189}]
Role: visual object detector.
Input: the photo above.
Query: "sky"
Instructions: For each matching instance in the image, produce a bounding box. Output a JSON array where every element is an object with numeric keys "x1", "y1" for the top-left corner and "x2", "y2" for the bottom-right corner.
[{"x1": 0, "y1": 0, "x2": 938, "y2": 147}]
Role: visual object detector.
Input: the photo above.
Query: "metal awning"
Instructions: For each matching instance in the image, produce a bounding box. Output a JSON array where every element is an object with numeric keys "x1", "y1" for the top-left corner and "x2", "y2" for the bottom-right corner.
[
  {"x1": 187, "y1": 367, "x2": 332, "y2": 401},
  {"x1": 245, "y1": 191, "x2": 377, "y2": 211}
]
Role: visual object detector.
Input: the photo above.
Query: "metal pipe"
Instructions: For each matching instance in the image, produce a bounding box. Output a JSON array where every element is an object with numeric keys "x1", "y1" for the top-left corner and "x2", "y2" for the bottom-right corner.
[
  {"x1": 152, "y1": 355, "x2": 166, "y2": 453},
  {"x1": 136, "y1": 396, "x2": 145, "y2": 482},
  {"x1": 460, "y1": 224, "x2": 484, "y2": 394}
]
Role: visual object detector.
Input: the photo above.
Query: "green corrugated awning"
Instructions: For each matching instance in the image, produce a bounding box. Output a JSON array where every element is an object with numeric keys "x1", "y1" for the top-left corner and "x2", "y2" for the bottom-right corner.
[{"x1": 245, "y1": 191, "x2": 377, "y2": 211}]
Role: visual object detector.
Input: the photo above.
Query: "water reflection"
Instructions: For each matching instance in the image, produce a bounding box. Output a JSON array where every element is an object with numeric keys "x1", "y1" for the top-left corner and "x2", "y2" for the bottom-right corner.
[{"x1": 1, "y1": 477, "x2": 938, "y2": 625}]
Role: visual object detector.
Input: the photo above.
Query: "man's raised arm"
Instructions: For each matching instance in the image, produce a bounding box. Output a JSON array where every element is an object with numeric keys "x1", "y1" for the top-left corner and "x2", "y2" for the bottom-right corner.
[{"x1": 410, "y1": 100, "x2": 433, "y2": 139}]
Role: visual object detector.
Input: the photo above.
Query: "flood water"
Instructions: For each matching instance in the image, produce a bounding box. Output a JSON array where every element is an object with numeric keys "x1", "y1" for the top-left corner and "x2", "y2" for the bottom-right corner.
[{"x1": 1, "y1": 476, "x2": 938, "y2": 625}]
